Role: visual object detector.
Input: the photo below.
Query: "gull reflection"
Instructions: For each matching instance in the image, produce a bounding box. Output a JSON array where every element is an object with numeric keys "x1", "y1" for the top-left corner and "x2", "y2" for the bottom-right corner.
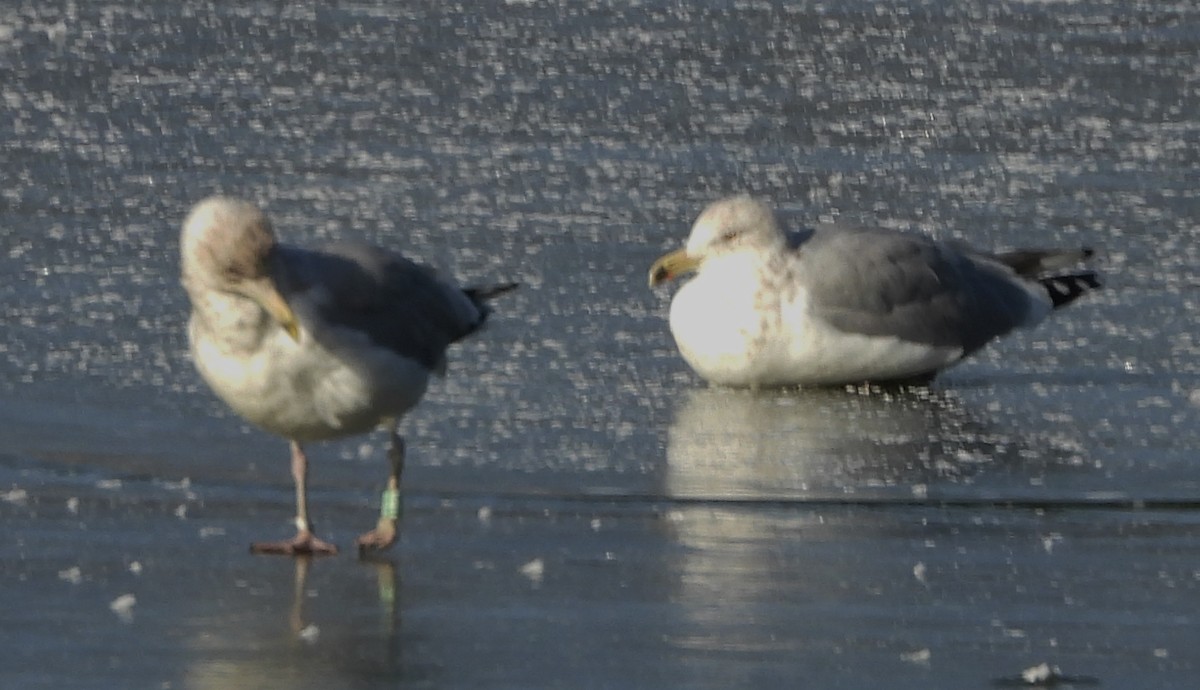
[
  {"x1": 663, "y1": 386, "x2": 1015, "y2": 502},
  {"x1": 659, "y1": 386, "x2": 1076, "y2": 677},
  {"x1": 288, "y1": 557, "x2": 400, "y2": 642},
  {"x1": 184, "y1": 557, "x2": 406, "y2": 689}
]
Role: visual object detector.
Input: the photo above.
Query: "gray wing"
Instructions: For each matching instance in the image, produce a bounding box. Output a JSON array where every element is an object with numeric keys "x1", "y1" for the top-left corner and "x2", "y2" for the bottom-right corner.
[
  {"x1": 793, "y1": 224, "x2": 1039, "y2": 354},
  {"x1": 271, "y1": 242, "x2": 485, "y2": 370}
]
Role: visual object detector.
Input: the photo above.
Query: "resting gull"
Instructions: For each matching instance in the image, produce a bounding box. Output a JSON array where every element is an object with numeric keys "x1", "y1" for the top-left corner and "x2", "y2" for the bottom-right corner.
[
  {"x1": 649, "y1": 195, "x2": 1099, "y2": 387},
  {"x1": 181, "y1": 197, "x2": 516, "y2": 555}
]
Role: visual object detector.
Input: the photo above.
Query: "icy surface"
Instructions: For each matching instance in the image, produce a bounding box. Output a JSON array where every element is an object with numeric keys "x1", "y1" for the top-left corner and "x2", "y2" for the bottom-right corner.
[{"x1": 1, "y1": 1, "x2": 1198, "y2": 688}]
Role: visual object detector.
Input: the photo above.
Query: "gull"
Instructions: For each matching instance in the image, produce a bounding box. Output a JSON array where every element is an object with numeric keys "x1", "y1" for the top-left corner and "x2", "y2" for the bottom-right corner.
[
  {"x1": 181, "y1": 197, "x2": 516, "y2": 556},
  {"x1": 649, "y1": 195, "x2": 1099, "y2": 388}
]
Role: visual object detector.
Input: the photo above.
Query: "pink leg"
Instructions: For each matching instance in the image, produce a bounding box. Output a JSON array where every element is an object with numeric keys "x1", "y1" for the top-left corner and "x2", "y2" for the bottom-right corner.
[
  {"x1": 251, "y1": 442, "x2": 339, "y2": 556},
  {"x1": 356, "y1": 424, "x2": 404, "y2": 554}
]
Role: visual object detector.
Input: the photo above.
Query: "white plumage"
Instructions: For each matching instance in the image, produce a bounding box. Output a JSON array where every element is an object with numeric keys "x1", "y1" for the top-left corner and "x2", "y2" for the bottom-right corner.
[
  {"x1": 181, "y1": 197, "x2": 514, "y2": 555},
  {"x1": 650, "y1": 196, "x2": 1099, "y2": 388}
]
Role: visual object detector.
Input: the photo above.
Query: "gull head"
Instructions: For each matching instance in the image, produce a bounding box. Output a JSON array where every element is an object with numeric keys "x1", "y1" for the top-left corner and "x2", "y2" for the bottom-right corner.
[
  {"x1": 181, "y1": 197, "x2": 300, "y2": 341},
  {"x1": 649, "y1": 195, "x2": 784, "y2": 287}
]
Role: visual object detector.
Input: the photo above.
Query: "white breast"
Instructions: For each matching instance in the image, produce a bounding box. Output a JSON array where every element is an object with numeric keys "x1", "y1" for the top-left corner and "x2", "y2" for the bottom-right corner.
[
  {"x1": 668, "y1": 264, "x2": 963, "y2": 387},
  {"x1": 189, "y1": 309, "x2": 430, "y2": 442}
]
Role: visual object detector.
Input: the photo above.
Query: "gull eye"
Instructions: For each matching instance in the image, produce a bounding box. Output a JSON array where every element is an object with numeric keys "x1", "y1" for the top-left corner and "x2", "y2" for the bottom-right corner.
[{"x1": 720, "y1": 230, "x2": 741, "y2": 243}]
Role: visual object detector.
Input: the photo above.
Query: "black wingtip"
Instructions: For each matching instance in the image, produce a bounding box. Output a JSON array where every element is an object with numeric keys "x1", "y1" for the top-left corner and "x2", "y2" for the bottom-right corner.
[
  {"x1": 1040, "y1": 272, "x2": 1101, "y2": 309},
  {"x1": 465, "y1": 282, "x2": 519, "y2": 302},
  {"x1": 997, "y1": 247, "x2": 1097, "y2": 277}
]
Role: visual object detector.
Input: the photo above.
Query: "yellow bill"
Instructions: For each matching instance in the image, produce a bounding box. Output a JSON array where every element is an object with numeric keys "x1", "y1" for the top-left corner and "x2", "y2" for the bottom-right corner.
[
  {"x1": 241, "y1": 277, "x2": 301, "y2": 341},
  {"x1": 648, "y1": 248, "x2": 701, "y2": 288}
]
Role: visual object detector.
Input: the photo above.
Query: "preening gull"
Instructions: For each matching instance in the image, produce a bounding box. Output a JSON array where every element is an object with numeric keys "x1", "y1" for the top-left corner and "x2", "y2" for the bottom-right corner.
[
  {"x1": 181, "y1": 197, "x2": 516, "y2": 555},
  {"x1": 649, "y1": 195, "x2": 1099, "y2": 388}
]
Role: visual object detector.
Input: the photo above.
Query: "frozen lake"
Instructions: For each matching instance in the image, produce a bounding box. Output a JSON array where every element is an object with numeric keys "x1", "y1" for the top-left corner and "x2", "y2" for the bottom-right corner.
[{"x1": 1, "y1": 1, "x2": 1199, "y2": 687}]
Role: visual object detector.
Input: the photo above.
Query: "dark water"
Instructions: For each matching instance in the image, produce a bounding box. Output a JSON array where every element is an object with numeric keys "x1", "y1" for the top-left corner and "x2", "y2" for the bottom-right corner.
[{"x1": 2, "y1": 1, "x2": 1199, "y2": 688}]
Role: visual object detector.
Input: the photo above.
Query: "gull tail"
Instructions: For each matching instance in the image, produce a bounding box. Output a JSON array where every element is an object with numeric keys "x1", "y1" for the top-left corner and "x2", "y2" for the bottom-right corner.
[
  {"x1": 465, "y1": 282, "x2": 519, "y2": 304},
  {"x1": 991, "y1": 246, "x2": 1101, "y2": 308},
  {"x1": 462, "y1": 282, "x2": 519, "y2": 332},
  {"x1": 445, "y1": 282, "x2": 519, "y2": 355},
  {"x1": 996, "y1": 247, "x2": 1095, "y2": 277},
  {"x1": 1039, "y1": 272, "x2": 1101, "y2": 309}
]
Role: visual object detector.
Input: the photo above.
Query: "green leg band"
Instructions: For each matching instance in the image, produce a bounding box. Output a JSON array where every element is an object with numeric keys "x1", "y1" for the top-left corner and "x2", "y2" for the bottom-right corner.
[{"x1": 380, "y1": 488, "x2": 402, "y2": 521}]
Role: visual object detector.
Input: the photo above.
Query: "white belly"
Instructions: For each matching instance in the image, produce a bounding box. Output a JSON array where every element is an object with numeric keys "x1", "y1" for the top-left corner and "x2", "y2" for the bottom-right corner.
[
  {"x1": 191, "y1": 321, "x2": 430, "y2": 441},
  {"x1": 668, "y1": 276, "x2": 963, "y2": 387}
]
